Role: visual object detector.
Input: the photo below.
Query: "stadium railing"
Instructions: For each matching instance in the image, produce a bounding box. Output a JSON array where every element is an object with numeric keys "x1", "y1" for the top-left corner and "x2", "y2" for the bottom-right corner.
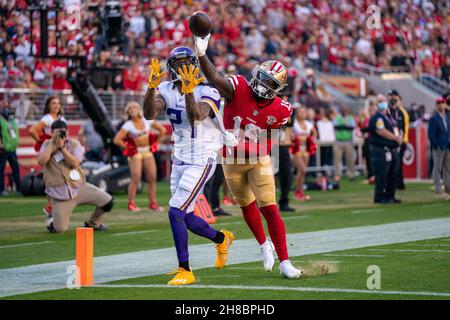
[
  {"x1": 309, "y1": 140, "x2": 365, "y2": 175},
  {"x1": 418, "y1": 73, "x2": 450, "y2": 96},
  {"x1": 0, "y1": 88, "x2": 153, "y2": 125},
  {"x1": 349, "y1": 61, "x2": 413, "y2": 77},
  {"x1": 349, "y1": 61, "x2": 393, "y2": 76}
]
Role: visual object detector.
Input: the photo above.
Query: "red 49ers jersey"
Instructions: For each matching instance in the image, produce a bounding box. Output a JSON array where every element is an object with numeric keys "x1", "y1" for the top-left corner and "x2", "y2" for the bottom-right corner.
[
  {"x1": 223, "y1": 75, "x2": 293, "y2": 157},
  {"x1": 224, "y1": 75, "x2": 292, "y2": 130}
]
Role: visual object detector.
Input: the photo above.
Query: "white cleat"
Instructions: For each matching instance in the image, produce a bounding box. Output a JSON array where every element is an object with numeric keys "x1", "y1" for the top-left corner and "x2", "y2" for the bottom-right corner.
[
  {"x1": 260, "y1": 240, "x2": 275, "y2": 272},
  {"x1": 279, "y1": 260, "x2": 302, "y2": 279}
]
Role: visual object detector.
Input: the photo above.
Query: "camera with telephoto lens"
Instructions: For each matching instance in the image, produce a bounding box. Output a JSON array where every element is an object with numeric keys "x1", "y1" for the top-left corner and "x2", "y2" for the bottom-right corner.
[{"x1": 59, "y1": 130, "x2": 67, "y2": 139}]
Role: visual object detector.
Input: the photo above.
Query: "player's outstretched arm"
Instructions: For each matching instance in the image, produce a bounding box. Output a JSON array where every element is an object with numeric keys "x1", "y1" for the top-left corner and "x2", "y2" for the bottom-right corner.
[
  {"x1": 194, "y1": 35, "x2": 234, "y2": 101},
  {"x1": 143, "y1": 59, "x2": 166, "y2": 119},
  {"x1": 178, "y1": 65, "x2": 210, "y2": 124},
  {"x1": 143, "y1": 89, "x2": 165, "y2": 120}
]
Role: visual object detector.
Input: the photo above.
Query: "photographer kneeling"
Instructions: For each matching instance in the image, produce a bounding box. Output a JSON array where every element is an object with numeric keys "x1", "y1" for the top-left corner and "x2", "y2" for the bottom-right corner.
[{"x1": 38, "y1": 120, "x2": 114, "y2": 233}]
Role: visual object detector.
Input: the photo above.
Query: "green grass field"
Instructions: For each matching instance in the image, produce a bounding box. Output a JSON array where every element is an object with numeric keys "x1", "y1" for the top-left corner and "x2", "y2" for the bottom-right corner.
[{"x1": 1, "y1": 179, "x2": 449, "y2": 300}]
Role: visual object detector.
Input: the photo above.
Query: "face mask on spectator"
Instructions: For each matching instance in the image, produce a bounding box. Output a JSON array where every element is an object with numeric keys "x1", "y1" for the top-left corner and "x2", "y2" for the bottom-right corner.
[
  {"x1": 1, "y1": 108, "x2": 10, "y2": 119},
  {"x1": 378, "y1": 102, "x2": 388, "y2": 111},
  {"x1": 389, "y1": 98, "x2": 397, "y2": 107}
]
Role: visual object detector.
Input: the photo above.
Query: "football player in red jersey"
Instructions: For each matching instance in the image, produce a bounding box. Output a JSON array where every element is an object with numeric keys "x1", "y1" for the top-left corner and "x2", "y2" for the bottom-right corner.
[{"x1": 194, "y1": 34, "x2": 302, "y2": 278}]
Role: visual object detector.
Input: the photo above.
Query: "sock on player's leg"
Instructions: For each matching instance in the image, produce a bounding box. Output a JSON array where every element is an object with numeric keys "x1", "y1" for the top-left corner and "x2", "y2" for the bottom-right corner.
[
  {"x1": 179, "y1": 261, "x2": 190, "y2": 271},
  {"x1": 260, "y1": 204, "x2": 289, "y2": 261},
  {"x1": 185, "y1": 211, "x2": 224, "y2": 243},
  {"x1": 168, "y1": 207, "x2": 190, "y2": 264},
  {"x1": 241, "y1": 201, "x2": 267, "y2": 245}
]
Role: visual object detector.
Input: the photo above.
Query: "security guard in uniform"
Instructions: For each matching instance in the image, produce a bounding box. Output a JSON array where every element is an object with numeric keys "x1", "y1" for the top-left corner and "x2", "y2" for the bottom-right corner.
[
  {"x1": 369, "y1": 95, "x2": 403, "y2": 204},
  {"x1": 388, "y1": 89, "x2": 409, "y2": 189},
  {"x1": 277, "y1": 95, "x2": 295, "y2": 212}
]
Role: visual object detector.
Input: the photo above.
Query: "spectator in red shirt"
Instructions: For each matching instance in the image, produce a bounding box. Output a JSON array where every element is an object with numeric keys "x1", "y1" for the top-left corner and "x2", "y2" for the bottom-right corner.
[
  {"x1": 123, "y1": 59, "x2": 143, "y2": 92},
  {"x1": 51, "y1": 60, "x2": 70, "y2": 90},
  {"x1": 34, "y1": 58, "x2": 53, "y2": 88}
]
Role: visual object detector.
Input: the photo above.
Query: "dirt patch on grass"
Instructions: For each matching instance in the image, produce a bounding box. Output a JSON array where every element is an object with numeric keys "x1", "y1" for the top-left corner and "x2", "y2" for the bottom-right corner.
[{"x1": 298, "y1": 261, "x2": 339, "y2": 277}]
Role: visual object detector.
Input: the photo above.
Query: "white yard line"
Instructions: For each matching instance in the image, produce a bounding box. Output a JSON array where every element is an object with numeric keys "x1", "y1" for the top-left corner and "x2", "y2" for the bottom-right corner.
[
  {"x1": 1, "y1": 217, "x2": 450, "y2": 298},
  {"x1": 350, "y1": 209, "x2": 385, "y2": 214},
  {"x1": 227, "y1": 267, "x2": 259, "y2": 270},
  {"x1": 112, "y1": 230, "x2": 158, "y2": 237},
  {"x1": 368, "y1": 249, "x2": 450, "y2": 253},
  {"x1": 94, "y1": 284, "x2": 450, "y2": 298},
  {"x1": 213, "y1": 221, "x2": 244, "y2": 226},
  {"x1": 0, "y1": 241, "x2": 53, "y2": 249},
  {"x1": 405, "y1": 244, "x2": 450, "y2": 247},
  {"x1": 323, "y1": 253, "x2": 385, "y2": 258},
  {"x1": 282, "y1": 215, "x2": 311, "y2": 220}
]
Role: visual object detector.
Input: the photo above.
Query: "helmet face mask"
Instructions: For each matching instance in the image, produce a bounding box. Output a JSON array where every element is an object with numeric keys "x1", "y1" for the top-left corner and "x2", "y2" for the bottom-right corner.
[
  {"x1": 250, "y1": 61, "x2": 287, "y2": 100},
  {"x1": 168, "y1": 57, "x2": 190, "y2": 80},
  {"x1": 167, "y1": 46, "x2": 199, "y2": 82}
]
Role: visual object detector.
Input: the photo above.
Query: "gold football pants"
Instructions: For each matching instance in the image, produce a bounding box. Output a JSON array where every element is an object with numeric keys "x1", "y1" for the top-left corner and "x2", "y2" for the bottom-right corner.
[{"x1": 222, "y1": 155, "x2": 276, "y2": 207}]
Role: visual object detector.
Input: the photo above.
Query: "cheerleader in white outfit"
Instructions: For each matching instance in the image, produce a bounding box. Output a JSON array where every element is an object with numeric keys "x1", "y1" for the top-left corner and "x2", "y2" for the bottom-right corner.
[
  {"x1": 114, "y1": 101, "x2": 166, "y2": 212},
  {"x1": 292, "y1": 107, "x2": 316, "y2": 201}
]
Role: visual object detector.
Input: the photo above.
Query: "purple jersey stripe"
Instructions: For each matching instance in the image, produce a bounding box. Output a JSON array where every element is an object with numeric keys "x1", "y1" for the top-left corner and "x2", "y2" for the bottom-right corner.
[
  {"x1": 180, "y1": 162, "x2": 213, "y2": 212},
  {"x1": 201, "y1": 95, "x2": 221, "y2": 109}
]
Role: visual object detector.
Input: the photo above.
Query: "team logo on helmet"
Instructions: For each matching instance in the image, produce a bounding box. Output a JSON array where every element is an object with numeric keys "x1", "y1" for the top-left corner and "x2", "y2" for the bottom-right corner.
[
  {"x1": 166, "y1": 46, "x2": 199, "y2": 82},
  {"x1": 249, "y1": 60, "x2": 288, "y2": 100}
]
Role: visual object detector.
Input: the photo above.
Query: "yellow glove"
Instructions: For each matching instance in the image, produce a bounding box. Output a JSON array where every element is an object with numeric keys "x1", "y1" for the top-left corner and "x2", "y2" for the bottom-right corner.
[
  {"x1": 147, "y1": 58, "x2": 165, "y2": 90},
  {"x1": 178, "y1": 64, "x2": 205, "y2": 94}
]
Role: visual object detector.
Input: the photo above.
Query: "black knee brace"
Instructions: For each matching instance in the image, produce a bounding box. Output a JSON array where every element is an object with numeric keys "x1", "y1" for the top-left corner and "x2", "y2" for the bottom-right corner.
[{"x1": 100, "y1": 198, "x2": 115, "y2": 212}]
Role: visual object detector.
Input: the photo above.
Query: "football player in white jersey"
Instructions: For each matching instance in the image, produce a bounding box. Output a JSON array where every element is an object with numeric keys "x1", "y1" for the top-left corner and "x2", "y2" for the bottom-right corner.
[{"x1": 143, "y1": 46, "x2": 235, "y2": 285}]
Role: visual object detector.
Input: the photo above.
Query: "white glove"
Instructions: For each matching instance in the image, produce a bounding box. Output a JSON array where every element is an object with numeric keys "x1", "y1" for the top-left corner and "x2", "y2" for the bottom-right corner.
[
  {"x1": 193, "y1": 33, "x2": 211, "y2": 57},
  {"x1": 223, "y1": 131, "x2": 239, "y2": 147}
]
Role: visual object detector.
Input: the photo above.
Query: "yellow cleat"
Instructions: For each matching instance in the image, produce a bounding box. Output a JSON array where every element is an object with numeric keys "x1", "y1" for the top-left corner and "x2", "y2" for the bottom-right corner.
[
  {"x1": 166, "y1": 265, "x2": 192, "y2": 275},
  {"x1": 165, "y1": 268, "x2": 180, "y2": 276},
  {"x1": 167, "y1": 267, "x2": 196, "y2": 286},
  {"x1": 215, "y1": 229, "x2": 235, "y2": 269}
]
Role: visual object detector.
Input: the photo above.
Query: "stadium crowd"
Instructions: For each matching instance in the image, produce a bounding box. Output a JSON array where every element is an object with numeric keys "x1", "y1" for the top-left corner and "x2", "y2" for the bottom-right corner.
[{"x1": 0, "y1": 0, "x2": 449, "y2": 93}]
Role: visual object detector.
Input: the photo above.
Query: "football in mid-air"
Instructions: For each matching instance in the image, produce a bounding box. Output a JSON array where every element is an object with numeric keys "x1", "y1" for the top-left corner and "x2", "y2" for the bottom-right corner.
[{"x1": 189, "y1": 11, "x2": 213, "y2": 38}]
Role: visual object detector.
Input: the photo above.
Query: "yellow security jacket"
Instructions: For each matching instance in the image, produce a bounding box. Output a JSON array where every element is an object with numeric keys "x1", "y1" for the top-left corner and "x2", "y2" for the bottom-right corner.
[{"x1": 399, "y1": 105, "x2": 409, "y2": 144}]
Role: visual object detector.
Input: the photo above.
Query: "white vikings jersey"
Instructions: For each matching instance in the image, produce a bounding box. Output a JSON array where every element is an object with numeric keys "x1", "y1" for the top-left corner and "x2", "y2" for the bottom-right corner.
[{"x1": 157, "y1": 81, "x2": 223, "y2": 165}]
